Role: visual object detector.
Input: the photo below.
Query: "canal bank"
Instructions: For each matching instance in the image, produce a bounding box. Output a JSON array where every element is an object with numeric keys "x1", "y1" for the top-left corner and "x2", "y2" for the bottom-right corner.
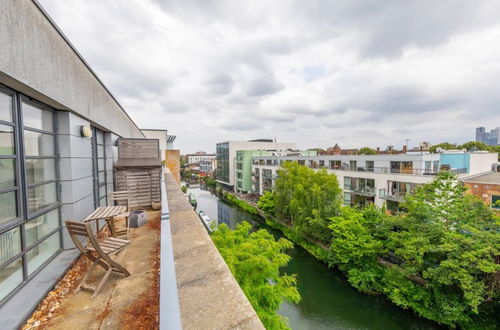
[{"x1": 188, "y1": 187, "x2": 443, "y2": 330}]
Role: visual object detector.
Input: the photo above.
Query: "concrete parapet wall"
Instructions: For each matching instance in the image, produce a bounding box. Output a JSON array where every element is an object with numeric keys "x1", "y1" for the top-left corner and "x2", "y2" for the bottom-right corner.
[{"x1": 165, "y1": 171, "x2": 264, "y2": 330}]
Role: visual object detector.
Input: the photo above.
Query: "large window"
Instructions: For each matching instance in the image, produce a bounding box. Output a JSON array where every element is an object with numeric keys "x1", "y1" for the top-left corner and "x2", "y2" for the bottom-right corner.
[
  {"x1": 91, "y1": 127, "x2": 108, "y2": 207},
  {"x1": 0, "y1": 86, "x2": 60, "y2": 305}
]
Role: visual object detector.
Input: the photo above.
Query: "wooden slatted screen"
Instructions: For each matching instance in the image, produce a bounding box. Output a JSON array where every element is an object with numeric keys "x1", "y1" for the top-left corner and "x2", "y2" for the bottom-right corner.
[{"x1": 115, "y1": 168, "x2": 161, "y2": 209}]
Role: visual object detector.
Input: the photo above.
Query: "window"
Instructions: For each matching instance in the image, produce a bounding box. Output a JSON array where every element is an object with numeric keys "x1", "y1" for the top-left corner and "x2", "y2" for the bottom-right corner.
[
  {"x1": 91, "y1": 127, "x2": 108, "y2": 208},
  {"x1": 349, "y1": 160, "x2": 357, "y2": 170},
  {"x1": 366, "y1": 161, "x2": 374, "y2": 172},
  {"x1": 344, "y1": 177, "x2": 352, "y2": 190},
  {"x1": 0, "y1": 87, "x2": 61, "y2": 305},
  {"x1": 319, "y1": 160, "x2": 325, "y2": 168},
  {"x1": 390, "y1": 161, "x2": 413, "y2": 174},
  {"x1": 329, "y1": 160, "x2": 341, "y2": 169},
  {"x1": 236, "y1": 163, "x2": 243, "y2": 170},
  {"x1": 236, "y1": 172, "x2": 242, "y2": 179},
  {"x1": 492, "y1": 195, "x2": 500, "y2": 209}
]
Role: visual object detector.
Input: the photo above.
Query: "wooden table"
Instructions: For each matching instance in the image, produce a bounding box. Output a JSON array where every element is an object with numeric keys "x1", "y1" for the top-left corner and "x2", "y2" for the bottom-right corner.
[{"x1": 84, "y1": 206, "x2": 127, "y2": 237}]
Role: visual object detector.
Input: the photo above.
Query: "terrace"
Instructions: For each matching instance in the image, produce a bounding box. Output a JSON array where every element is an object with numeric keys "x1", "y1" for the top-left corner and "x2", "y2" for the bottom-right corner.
[{"x1": 18, "y1": 168, "x2": 262, "y2": 330}]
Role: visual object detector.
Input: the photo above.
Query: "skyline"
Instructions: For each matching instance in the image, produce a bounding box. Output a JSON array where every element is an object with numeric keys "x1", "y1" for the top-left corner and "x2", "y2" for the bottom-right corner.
[{"x1": 39, "y1": 0, "x2": 500, "y2": 153}]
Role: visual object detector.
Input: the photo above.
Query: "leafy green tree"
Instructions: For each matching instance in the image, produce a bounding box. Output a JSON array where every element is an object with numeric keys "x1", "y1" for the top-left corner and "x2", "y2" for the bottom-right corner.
[
  {"x1": 274, "y1": 162, "x2": 342, "y2": 243},
  {"x1": 211, "y1": 222, "x2": 300, "y2": 329},
  {"x1": 258, "y1": 191, "x2": 276, "y2": 216},
  {"x1": 460, "y1": 141, "x2": 491, "y2": 152},
  {"x1": 428, "y1": 142, "x2": 458, "y2": 153},
  {"x1": 181, "y1": 185, "x2": 187, "y2": 193},
  {"x1": 357, "y1": 147, "x2": 378, "y2": 155}
]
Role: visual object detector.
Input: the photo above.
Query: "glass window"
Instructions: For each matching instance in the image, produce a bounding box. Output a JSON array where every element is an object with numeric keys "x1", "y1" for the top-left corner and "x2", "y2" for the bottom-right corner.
[
  {"x1": 0, "y1": 159, "x2": 16, "y2": 188},
  {"x1": 27, "y1": 182, "x2": 57, "y2": 213},
  {"x1": 97, "y1": 158, "x2": 105, "y2": 172},
  {"x1": 99, "y1": 197, "x2": 107, "y2": 207},
  {"x1": 492, "y1": 195, "x2": 500, "y2": 209},
  {"x1": 344, "y1": 177, "x2": 351, "y2": 190},
  {"x1": 99, "y1": 185, "x2": 106, "y2": 198},
  {"x1": 366, "y1": 161, "x2": 374, "y2": 171},
  {"x1": 23, "y1": 131, "x2": 54, "y2": 156},
  {"x1": 0, "y1": 191, "x2": 17, "y2": 224},
  {"x1": 0, "y1": 125, "x2": 15, "y2": 155},
  {"x1": 22, "y1": 102, "x2": 53, "y2": 132},
  {"x1": 0, "y1": 257, "x2": 23, "y2": 302},
  {"x1": 0, "y1": 92, "x2": 13, "y2": 122},
  {"x1": 25, "y1": 209, "x2": 59, "y2": 247},
  {"x1": 97, "y1": 145, "x2": 105, "y2": 158},
  {"x1": 25, "y1": 159, "x2": 56, "y2": 185},
  {"x1": 27, "y1": 232, "x2": 60, "y2": 275},
  {"x1": 0, "y1": 227, "x2": 21, "y2": 264},
  {"x1": 98, "y1": 171, "x2": 105, "y2": 183},
  {"x1": 95, "y1": 130, "x2": 104, "y2": 144}
]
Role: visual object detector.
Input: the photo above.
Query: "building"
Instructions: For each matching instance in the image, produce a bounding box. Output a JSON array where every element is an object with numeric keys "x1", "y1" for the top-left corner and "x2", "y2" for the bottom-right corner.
[
  {"x1": 476, "y1": 127, "x2": 500, "y2": 146},
  {"x1": 185, "y1": 151, "x2": 216, "y2": 164},
  {"x1": 235, "y1": 149, "x2": 317, "y2": 193},
  {"x1": 251, "y1": 151, "x2": 498, "y2": 212},
  {"x1": 199, "y1": 159, "x2": 217, "y2": 175},
  {"x1": 141, "y1": 129, "x2": 168, "y2": 161},
  {"x1": 0, "y1": 1, "x2": 168, "y2": 325},
  {"x1": 216, "y1": 140, "x2": 296, "y2": 190},
  {"x1": 462, "y1": 170, "x2": 500, "y2": 211}
]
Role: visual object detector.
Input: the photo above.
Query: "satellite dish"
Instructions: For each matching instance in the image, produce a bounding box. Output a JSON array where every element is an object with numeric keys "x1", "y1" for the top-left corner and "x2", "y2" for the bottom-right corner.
[{"x1": 436, "y1": 147, "x2": 443, "y2": 153}]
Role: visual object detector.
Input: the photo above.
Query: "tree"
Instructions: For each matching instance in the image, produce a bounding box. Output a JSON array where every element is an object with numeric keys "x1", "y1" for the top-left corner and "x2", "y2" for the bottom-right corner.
[
  {"x1": 258, "y1": 191, "x2": 276, "y2": 216},
  {"x1": 211, "y1": 222, "x2": 300, "y2": 330},
  {"x1": 429, "y1": 142, "x2": 458, "y2": 153},
  {"x1": 274, "y1": 162, "x2": 342, "y2": 243},
  {"x1": 357, "y1": 147, "x2": 377, "y2": 155}
]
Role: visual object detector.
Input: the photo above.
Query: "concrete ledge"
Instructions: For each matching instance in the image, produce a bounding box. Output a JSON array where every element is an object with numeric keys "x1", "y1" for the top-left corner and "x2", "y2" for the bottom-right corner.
[
  {"x1": 165, "y1": 172, "x2": 264, "y2": 330},
  {"x1": 0, "y1": 249, "x2": 80, "y2": 330}
]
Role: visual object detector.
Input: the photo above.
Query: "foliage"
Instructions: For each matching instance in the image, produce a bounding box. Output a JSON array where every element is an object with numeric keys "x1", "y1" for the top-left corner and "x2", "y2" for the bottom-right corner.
[
  {"x1": 211, "y1": 222, "x2": 301, "y2": 330},
  {"x1": 357, "y1": 147, "x2": 378, "y2": 155},
  {"x1": 274, "y1": 162, "x2": 342, "y2": 243},
  {"x1": 203, "y1": 176, "x2": 217, "y2": 188},
  {"x1": 428, "y1": 142, "x2": 459, "y2": 153},
  {"x1": 181, "y1": 185, "x2": 187, "y2": 193},
  {"x1": 224, "y1": 193, "x2": 260, "y2": 215},
  {"x1": 258, "y1": 191, "x2": 276, "y2": 216}
]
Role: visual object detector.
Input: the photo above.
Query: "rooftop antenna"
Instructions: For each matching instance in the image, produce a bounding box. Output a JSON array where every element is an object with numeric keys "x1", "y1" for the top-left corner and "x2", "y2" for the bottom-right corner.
[{"x1": 405, "y1": 138, "x2": 410, "y2": 148}]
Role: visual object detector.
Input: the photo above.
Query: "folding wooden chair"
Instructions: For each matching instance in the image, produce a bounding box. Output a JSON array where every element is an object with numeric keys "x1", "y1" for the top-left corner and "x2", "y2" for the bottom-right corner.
[
  {"x1": 66, "y1": 220, "x2": 130, "y2": 299},
  {"x1": 108, "y1": 190, "x2": 131, "y2": 237}
]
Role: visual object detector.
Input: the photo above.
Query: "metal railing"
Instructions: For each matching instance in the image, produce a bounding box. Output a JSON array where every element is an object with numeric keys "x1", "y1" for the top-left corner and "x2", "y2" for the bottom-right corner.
[{"x1": 159, "y1": 168, "x2": 182, "y2": 330}]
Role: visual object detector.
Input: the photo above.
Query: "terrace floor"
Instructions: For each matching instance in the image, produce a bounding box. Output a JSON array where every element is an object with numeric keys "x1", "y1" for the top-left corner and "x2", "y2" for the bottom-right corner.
[{"x1": 22, "y1": 211, "x2": 160, "y2": 330}]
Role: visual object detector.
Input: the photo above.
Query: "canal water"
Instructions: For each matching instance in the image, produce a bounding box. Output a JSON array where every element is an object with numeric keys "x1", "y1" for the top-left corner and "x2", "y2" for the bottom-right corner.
[{"x1": 188, "y1": 187, "x2": 442, "y2": 330}]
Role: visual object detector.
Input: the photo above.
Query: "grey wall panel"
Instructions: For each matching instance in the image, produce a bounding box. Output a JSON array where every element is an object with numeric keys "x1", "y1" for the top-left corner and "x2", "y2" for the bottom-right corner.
[
  {"x1": 58, "y1": 134, "x2": 92, "y2": 158},
  {"x1": 60, "y1": 176, "x2": 93, "y2": 204},
  {"x1": 60, "y1": 194, "x2": 95, "y2": 249},
  {"x1": 59, "y1": 157, "x2": 93, "y2": 181}
]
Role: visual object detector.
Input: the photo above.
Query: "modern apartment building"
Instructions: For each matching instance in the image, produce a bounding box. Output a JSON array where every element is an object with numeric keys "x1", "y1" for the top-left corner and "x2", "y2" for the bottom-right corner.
[
  {"x1": 235, "y1": 149, "x2": 317, "y2": 193},
  {"x1": 251, "y1": 151, "x2": 498, "y2": 211},
  {"x1": 185, "y1": 151, "x2": 216, "y2": 164},
  {"x1": 0, "y1": 1, "x2": 156, "y2": 326},
  {"x1": 476, "y1": 127, "x2": 500, "y2": 146},
  {"x1": 216, "y1": 140, "x2": 295, "y2": 190}
]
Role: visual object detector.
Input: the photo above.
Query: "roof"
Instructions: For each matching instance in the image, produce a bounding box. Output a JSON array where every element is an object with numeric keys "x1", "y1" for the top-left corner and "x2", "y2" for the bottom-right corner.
[{"x1": 463, "y1": 172, "x2": 500, "y2": 185}]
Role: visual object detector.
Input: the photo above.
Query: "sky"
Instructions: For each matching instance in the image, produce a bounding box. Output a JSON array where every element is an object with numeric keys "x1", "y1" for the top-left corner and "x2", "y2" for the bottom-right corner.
[{"x1": 39, "y1": 0, "x2": 500, "y2": 153}]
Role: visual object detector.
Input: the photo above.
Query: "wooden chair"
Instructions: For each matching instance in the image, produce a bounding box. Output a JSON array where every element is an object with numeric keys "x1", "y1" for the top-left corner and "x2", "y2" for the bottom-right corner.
[
  {"x1": 108, "y1": 191, "x2": 131, "y2": 237},
  {"x1": 66, "y1": 220, "x2": 130, "y2": 299}
]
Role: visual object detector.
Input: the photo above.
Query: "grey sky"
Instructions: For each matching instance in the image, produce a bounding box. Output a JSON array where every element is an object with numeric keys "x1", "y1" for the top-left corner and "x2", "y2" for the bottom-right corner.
[{"x1": 39, "y1": 0, "x2": 500, "y2": 153}]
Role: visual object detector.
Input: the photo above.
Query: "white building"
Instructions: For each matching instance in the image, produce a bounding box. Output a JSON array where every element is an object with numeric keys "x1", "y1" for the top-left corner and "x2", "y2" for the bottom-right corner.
[
  {"x1": 141, "y1": 129, "x2": 168, "y2": 161},
  {"x1": 216, "y1": 140, "x2": 296, "y2": 190},
  {"x1": 252, "y1": 151, "x2": 498, "y2": 211},
  {"x1": 186, "y1": 152, "x2": 216, "y2": 164}
]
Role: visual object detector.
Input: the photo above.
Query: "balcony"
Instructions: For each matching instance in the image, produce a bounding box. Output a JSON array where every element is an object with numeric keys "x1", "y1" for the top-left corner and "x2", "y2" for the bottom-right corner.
[
  {"x1": 344, "y1": 186, "x2": 376, "y2": 197},
  {"x1": 379, "y1": 189, "x2": 408, "y2": 202}
]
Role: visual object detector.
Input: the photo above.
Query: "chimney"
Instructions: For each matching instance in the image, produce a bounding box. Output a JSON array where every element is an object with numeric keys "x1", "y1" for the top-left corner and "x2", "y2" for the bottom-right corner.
[
  {"x1": 403, "y1": 145, "x2": 407, "y2": 153},
  {"x1": 376, "y1": 147, "x2": 380, "y2": 153}
]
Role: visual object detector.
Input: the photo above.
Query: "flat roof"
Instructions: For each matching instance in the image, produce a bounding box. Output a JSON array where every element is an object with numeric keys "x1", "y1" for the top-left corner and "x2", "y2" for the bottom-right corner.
[{"x1": 463, "y1": 172, "x2": 500, "y2": 184}]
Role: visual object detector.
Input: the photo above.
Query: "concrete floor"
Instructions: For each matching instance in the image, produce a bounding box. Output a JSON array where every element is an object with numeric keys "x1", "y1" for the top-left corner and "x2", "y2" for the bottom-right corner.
[{"x1": 47, "y1": 211, "x2": 160, "y2": 329}]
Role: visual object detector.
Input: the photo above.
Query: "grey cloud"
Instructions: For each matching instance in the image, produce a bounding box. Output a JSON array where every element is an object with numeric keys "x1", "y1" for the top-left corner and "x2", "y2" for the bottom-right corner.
[{"x1": 246, "y1": 77, "x2": 285, "y2": 97}]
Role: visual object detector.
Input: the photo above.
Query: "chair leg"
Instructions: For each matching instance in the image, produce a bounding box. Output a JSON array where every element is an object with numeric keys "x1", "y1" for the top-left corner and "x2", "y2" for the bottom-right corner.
[
  {"x1": 75, "y1": 258, "x2": 100, "y2": 294},
  {"x1": 91, "y1": 267, "x2": 113, "y2": 299}
]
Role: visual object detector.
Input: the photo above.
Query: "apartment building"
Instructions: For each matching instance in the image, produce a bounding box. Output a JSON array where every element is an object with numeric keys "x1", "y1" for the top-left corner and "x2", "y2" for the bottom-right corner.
[
  {"x1": 216, "y1": 140, "x2": 295, "y2": 190},
  {"x1": 0, "y1": 1, "x2": 156, "y2": 326},
  {"x1": 235, "y1": 149, "x2": 317, "y2": 193},
  {"x1": 185, "y1": 151, "x2": 216, "y2": 164},
  {"x1": 251, "y1": 151, "x2": 498, "y2": 211}
]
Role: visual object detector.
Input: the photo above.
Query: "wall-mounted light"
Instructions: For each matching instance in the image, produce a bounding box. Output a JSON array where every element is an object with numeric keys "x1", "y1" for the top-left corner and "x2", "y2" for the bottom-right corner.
[{"x1": 80, "y1": 125, "x2": 92, "y2": 138}]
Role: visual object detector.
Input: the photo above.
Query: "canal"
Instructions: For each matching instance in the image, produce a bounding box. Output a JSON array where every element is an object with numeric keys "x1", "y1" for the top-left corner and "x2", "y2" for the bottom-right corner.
[{"x1": 188, "y1": 187, "x2": 442, "y2": 330}]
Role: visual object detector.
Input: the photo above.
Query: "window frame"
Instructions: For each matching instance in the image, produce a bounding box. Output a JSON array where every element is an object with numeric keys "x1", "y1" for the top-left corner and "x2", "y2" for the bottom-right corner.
[{"x1": 0, "y1": 87, "x2": 62, "y2": 307}]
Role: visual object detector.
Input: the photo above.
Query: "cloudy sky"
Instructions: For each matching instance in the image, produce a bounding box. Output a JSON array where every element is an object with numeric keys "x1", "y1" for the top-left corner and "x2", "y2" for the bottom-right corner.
[{"x1": 39, "y1": 0, "x2": 500, "y2": 153}]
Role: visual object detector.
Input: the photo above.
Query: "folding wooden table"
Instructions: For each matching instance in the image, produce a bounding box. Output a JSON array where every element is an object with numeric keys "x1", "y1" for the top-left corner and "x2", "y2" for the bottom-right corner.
[{"x1": 83, "y1": 206, "x2": 127, "y2": 237}]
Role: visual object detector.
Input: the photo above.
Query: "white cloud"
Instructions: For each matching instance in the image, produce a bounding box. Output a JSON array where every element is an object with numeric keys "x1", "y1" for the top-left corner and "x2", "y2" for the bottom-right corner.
[{"x1": 39, "y1": 0, "x2": 500, "y2": 152}]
